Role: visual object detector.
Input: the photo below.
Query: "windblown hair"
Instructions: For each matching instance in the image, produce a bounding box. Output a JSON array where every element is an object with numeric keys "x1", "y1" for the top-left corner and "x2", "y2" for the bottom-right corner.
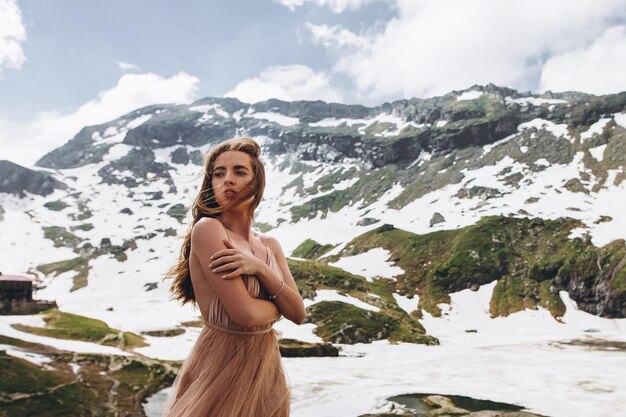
[{"x1": 163, "y1": 137, "x2": 266, "y2": 305}]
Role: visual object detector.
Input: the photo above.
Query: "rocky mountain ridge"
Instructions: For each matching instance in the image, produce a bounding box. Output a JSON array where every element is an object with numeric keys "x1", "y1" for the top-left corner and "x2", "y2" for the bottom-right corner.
[{"x1": 1, "y1": 84, "x2": 625, "y2": 347}]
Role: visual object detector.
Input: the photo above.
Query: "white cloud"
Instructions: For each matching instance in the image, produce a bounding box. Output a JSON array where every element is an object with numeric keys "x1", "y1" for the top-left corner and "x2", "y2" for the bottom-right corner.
[
  {"x1": 307, "y1": 23, "x2": 370, "y2": 49},
  {"x1": 309, "y1": 0, "x2": 626, "y2": 101},
  {"x1": 116, "y1": 61, "x2": 141, "y2": 73},
  {"x1": 540, "y1": 25, "x2": 626, "y2": 95},
  {"x1": 0, "y1": 72, "x2": 199, "y2": 167},
  {"x1": 224, "y1": 64, "x2": 343, "y2": 103},
  {"x1": 0, "y1": 0, "x2": 27, "y2": 77},
  {"x1": 276, "y1": 0, "x2": 378, "y2": 13}
]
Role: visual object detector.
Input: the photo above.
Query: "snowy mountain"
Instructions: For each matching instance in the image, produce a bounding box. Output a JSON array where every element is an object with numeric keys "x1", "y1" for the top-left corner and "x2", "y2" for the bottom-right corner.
[{"x1": 1, "y1": 84, "x2": 625, "y2": 417}]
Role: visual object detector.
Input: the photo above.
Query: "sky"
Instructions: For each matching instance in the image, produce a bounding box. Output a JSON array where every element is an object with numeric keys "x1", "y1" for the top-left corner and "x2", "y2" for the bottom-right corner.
[{"x1": 1, "y1": 0, "x2": 626, "y2": 166}]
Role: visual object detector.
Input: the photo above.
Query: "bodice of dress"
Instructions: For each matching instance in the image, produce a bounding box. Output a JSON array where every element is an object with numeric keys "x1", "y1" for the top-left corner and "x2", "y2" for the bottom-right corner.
[{"x1": 203, "y1": 231, "x2": 284, "y2": 333}]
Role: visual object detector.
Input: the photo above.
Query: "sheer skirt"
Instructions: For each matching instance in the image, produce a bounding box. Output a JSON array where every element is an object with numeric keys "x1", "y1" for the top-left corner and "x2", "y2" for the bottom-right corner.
[{"x1": 162, "y1": 322, "x2": 291, "y2": 417}]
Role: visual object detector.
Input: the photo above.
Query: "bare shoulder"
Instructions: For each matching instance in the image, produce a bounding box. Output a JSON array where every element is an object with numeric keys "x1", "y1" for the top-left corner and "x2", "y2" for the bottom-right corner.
[
  {"x1": 191, "y1": 217, "x2": 227, "y2": 246},
  {"x1": 257, "y1": 232, "x2": 282, "y2": 256}
]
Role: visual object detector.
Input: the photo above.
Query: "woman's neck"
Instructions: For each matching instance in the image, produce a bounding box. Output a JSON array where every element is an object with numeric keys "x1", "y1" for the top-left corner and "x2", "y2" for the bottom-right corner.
[{"x1": 216, "y1": 211, "x2": 254, "y2": 240}]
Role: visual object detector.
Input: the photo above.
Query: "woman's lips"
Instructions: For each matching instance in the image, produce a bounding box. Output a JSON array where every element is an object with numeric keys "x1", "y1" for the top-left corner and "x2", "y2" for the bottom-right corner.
[{"x1": 224, "y1": 190, "x2": 237, "y2": 198}]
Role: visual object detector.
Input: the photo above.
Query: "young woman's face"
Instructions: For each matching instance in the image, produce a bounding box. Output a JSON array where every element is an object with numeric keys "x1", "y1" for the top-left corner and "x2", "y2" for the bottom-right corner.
[{"x1": 211, "y1": 150, "x2": 255, "y2": 209}]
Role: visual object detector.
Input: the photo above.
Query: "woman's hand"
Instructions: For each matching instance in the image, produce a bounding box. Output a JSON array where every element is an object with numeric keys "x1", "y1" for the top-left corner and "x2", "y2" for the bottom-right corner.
[{"x1": 208, "y1": 239, "x2": 266, "y2": 279}]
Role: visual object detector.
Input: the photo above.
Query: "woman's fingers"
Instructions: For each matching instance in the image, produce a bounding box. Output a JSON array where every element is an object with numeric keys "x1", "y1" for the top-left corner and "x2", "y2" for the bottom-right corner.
[
  {"x1": 209, "y1": 254, "x2": 239, "y2": 269},
  {"x1": 211, "y1": 260, "x2": 240, "y2": 274},
  {"x1": 221, "y1": 268, "x2": 243, "y2": 279},
  {"x1": 209, "y1": 248, "x2": 238, "y2": 261}
]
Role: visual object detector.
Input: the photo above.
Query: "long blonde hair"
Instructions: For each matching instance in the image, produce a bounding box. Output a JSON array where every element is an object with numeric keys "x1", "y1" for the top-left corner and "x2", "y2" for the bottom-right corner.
[{"x1": 163, "y1": 137, "x2": 266, "y2": 305}]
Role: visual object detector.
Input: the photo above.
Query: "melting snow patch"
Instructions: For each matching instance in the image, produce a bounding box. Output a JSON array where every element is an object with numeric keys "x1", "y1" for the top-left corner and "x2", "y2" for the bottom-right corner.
[
  {"x1": 580, "y1": 118, "x2": 610, "y2": 142},
  {"x1": 310, "y1": 117, "x2": 356, "y2": 127},
  {"x1": 393, "y1": 293, "x2": 419, "y2": 315},
  {"x1": 328, "y1": 247, "x2": 404, "y2": 281},
  {"x1": 457, "y1": 90, "x2": 484, "y2": 101},
  {"x1": 274, "y1": 319, "x2": 323, "y2": 343},
  {"x1": 126, "y1": 114, "x2": 153, "y2": 130},
  {"x1": 613, "y1": 112, "x2": 626, "y2": 128},
  {"x1": 0, "y1": 344, "x2": 55, "y2": 368},
  {"x1": 408, "y1": 152, "x2": 432, "y2": 169},
  {"x1": 189, "y1": 104, "x2": 229, "y2": 118},
  {"x1": 589, "y1": 144, "x2": 607, "y2": 161},
  {"x1": 134, "y1": 328, "x2": 202, "y2": 360},
  {"x1": 304, "y1": 289, "x2": 380, "y2": 312},
  {"x1": 505, "y1": 97, "x2": 567, "y2": 106},
  {"x1": 103, "y1": 144, "x2": 132, "y2": 161},
  {"x1": 94, "y1": 126, "x2": 127, "y2": 145},
  {"x1": 482, "y1": 132, "x2": 519, "y2": 153},
  {"x1": 518, "y1": 118, "x2": 571, "y2": 142},
  {"x1": 249, "y1": 112, "x2": 300, "y2": 126},
  {"x1": 568, "y1": 227, "x2": 589, "y2": 240}
]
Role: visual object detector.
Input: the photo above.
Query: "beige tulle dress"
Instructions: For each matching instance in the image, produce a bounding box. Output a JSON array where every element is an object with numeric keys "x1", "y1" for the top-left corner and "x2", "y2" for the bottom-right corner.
[{"x1": 162, "y1": 232, "x2": 291, "y2": 417}]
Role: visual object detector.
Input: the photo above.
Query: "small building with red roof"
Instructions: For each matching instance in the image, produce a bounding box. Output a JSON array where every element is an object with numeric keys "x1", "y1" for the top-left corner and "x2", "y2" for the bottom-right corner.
[{"x1": 0, "y1": 272, "x2": 57, "y2": 314}]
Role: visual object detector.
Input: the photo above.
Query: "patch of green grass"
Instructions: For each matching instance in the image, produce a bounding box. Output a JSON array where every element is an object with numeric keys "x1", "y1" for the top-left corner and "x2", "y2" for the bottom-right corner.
[
  {"x1": 305, "y1": 301, "x2": 437, "y2": 345},
  {"x1": 287, "y1": 257, "x2": 437, "y2": 344},
  {"x1": 387, "y1": 148, "x2": 478, "y2": 208},
  {"x1": 111, "y1": 360, "x2": 171, "y2": 403},
  {"x1": 0, "y1": 350, "x2": 68, "y2": 395},
  {"x1": 304, "y1": 167, "x2": 358, "y2": 195},
  {"x1": 363, "y1": 121, "x2": 397, "y2": 138},
  {"x1": 43, "y1": 200, "x2": 69, "y2": 211},
  {"x1": 36, "y1": 257, "x2": 89, "y2": 292},
  {"x1": 12, "y1": 309, "x2": 147, "y2": 350},
  {"x1": 289, "y1": 258, "x2": 369, "y2": 299},
  {"x1": 289, "y1": 164, "x2": 399, "y2": 222},
  {"x1": 0, "y1": 350, "x2": 177, "y2": 416},
  {"x1": 490, "y1": 276, "x2": 536, "y2": 317},
  {"x1": 326, "y1": 215, "x2": 622, "y2": 320},
  {"x1": 141, "y1": 328, "x2": 185, "y2": 337},
  {"x1": 70, "y1": 223, "x2": 94, "y2": 232},
  {"x1": 292, "y1": 238, "x2": 335, "y2": 259},
  {"x1": 42, "y1": 226, "x2": 82, "y2": 249},
  {"x1": 0, "y1": 380, "x2": 101, "y2": 417},
  {"x1": 166, "y1": 204, "x2": 187, "y2": 223},
  {"x1": 69, "y1": 200, "x2": 93, "y2": 221},
  {"x1": 160, "y1": 227, "x2": 177, "y2": 237},
  {"x1": 443, "y1": 94, "x2": 509, "y2": 123}
]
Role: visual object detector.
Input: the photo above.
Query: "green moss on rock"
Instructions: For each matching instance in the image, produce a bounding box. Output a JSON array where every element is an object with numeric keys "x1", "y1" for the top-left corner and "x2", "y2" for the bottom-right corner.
[
  {"x1": 166, "y1": 203, "x2": 187, "y2": 223},
  {"x1": 70, "y1": 223, "x2": 94, "y2": 232},
  {"x1": 36, "y1": 257, "x2": 90, "y2": 292},
  {"x1": 43, "y1": 200, "x2": 69, "y2": 211},
  {"x1": 292, "y1": 238, "x2": 336, "y2": 259},
  {"x1": 329, "y1": 215, "x2": 625, "y2": 320},
  {"x1": 11, "y1": 309, "x2": 148, "y2": 350},
  {"x1": 289, "y1": 258, "x2": 369, "y2": 300},
  {"x1": 305, "y1": 301, "x2": 437, "y2": 345},
  {"x1": 0, "y1": 350, "x2": 68, "y2": 395},
  {"x1": 42, "y1": 226, "x2": 83, "y2": 249},
  {"x1": 278, "y1": 339, "x2": 339, "y2": 357}
]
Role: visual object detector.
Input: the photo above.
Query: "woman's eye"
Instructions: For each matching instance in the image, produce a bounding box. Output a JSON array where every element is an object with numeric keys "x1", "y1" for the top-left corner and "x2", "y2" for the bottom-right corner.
[{"x1": 213, "y1": 171, "x2": 246, "y2": 177}]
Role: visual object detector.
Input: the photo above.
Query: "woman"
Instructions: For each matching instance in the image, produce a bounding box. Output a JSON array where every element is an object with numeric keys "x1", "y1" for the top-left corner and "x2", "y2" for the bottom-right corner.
[{"x1": 162, "y1": 137, "x2": 306, "y2": 417}]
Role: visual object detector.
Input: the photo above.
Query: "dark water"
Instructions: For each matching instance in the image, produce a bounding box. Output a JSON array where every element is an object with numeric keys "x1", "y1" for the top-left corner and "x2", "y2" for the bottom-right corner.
[{"x1": 388, "y1": 392, "x2": 530, "y2": 416}]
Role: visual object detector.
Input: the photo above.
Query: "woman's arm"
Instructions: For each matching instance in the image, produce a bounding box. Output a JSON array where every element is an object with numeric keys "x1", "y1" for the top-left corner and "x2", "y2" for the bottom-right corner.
[
  {"x1": 257, "y1": 235, "x2": 306, "y2": 325},
  {"x1": 191, "y1": 218, "x2": 280, "y2": 328}
]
